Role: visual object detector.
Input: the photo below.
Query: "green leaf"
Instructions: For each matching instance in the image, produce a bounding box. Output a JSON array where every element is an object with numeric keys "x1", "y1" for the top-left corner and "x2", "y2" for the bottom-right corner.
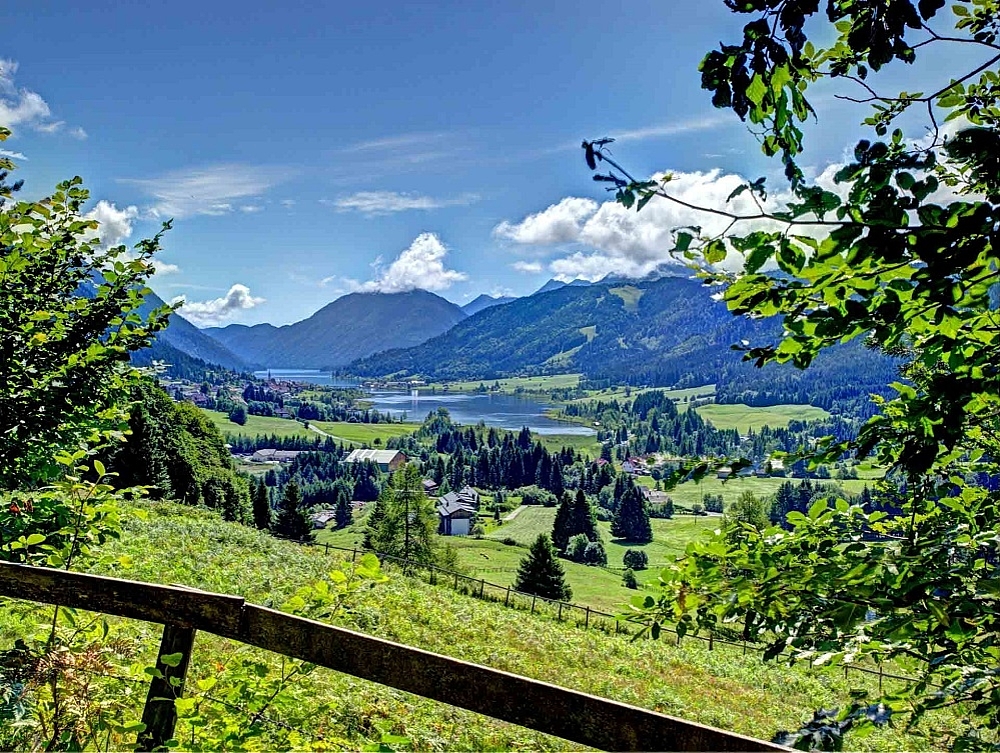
[
  {"x1": 704, "y1": 239, "x2": 727, "y2": 264},
  {"x1": 160, "y1": 652, "x2": 184, "y2": 668},
  {"x1": 25, "y1": 533, "x2": 46, "y2": 546}
]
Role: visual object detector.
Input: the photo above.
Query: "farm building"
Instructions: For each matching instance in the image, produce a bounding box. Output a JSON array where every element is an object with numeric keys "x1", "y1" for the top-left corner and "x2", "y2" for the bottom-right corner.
[
  {"x1": 343, "y1": 449, "x2": 407, "y2": 472},
  {"x1": 436, "y1": 486, "x2": 481, "y2": 536},
  {"x1": 251, "y1": 449, "x2": 304, "y2": 463},
  {"x1": 437, "y1": 497, "x2": 476, "y2": 536}
]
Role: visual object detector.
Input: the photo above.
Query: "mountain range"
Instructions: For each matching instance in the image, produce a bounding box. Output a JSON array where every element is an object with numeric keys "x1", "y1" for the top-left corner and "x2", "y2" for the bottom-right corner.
[
  {"x1": 136, "y1": 274, "x2": 896, "y2": 413},
  {"x1": 346, "y1": 277, "x2": 897, "y2": 413},
  {"x1": 204, "y1": 290, "x2": 467, "y2": 369}
]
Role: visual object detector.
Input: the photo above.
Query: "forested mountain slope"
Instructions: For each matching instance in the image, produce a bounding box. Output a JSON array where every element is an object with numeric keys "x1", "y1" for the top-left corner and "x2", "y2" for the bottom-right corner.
[{"x1": 349, "y1": 277, "x2": 897, "y2": 413}]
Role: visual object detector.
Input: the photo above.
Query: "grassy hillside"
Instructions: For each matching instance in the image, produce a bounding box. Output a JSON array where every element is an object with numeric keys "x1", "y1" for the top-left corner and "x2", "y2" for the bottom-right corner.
[
  {"x1": 202, "y1": 408, "x2": 314, "y2": 438},
  {"x1": 311, "y1": 420, "x2": 420, "y2": 445},
  {"x1": 8, "y1": 502, "x2": 952, "y2": 750},
  {"x1": 694, "y1": 403, "x2": 831, "y2": 432}
]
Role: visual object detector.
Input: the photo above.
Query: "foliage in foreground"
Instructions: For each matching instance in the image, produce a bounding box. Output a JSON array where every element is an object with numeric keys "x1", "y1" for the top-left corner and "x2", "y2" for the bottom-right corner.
[{"x1": 585, "y1": 0, "x2": 1000, "y2": 747}]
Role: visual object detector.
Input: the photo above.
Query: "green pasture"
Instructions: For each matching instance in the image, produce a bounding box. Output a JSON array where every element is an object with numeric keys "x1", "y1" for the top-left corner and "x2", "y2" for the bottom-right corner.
[
  {"x1": 694, "y1": 403, "x2": 830, "y2": 432},
  {"x1": 311, "y1": 420, "x2": 419, "y2": 446},
  {"x1": 201, "y1": 409, "x2": 313, "y2": 438}
]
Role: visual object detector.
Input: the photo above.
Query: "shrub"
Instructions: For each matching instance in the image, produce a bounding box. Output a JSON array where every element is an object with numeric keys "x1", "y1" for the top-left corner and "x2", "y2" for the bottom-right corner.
[
  {"x1": 623, "y1": 549, "x2": 648, "y2": 571},
  {"x1": 566, "y1": 533, "x2": 589, "y2": 562},
  {"x1": 583, "y1": 540, "x2": 607, "y2": 566},
  {"x1": 622, "y1": 569, "x2": 638, "y2": 589}
]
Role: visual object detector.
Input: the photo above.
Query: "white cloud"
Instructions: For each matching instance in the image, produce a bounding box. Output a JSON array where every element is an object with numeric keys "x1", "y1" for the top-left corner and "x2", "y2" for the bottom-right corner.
[
  {"x1": 611, "y1": 113, "x2": 731, "y2": 143},
  {"x1": 280, "y1": 199, "x2": 296, "y2": 208},
  {"x1": 172, "y1": 284, "x2": 265, "y2": 326},
  {"x1": 327, "y1": 190, "x2": 478, "y2": 215},
  {"x1": 239, "y1": 204, "x2": 263, "y2": 213},
  {"x1": 83, "y1": 199, "x2": 180, "y2": 273},
  {"x1": 343, "y1": 132, "x2": 450, "y2": 153},
  {"x1": 151, "y1": 259, "x2": 181, "y2": 275},
  {"x1": 494, "y1": 197, "x2": 599, "y2": 245},
  {"x1": 85, "y1": 200, "x2": 139, "y2": 249},
  {"x1": 511, "y1": 261, "x2": 543, "y2": 273},
  {"x1": 0, "y1": 149, "x2": 26, "y2": 160},
  {"x1": 0, "y1": 59, "x2": 83, "y2": 136},
  {"x1": 495, "y1": 170, "x2": 787, "y2": 281},
  {"x1": 356, "y1": 232, "x2": 467, "y2": 293},
  {"x1": 120, "y1": 164, "x2": 287, "y2": 219}
]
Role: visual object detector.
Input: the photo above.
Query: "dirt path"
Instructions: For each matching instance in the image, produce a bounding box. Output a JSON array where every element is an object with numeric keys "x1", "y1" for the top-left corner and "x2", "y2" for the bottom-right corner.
[{"x1": 502, "y1": 505, "x2": 526, "y2": 522}]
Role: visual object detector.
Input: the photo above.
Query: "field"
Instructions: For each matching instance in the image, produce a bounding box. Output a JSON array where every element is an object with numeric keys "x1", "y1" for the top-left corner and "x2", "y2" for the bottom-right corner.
[
  {"x1": 310, "y1": 420, "x2": 420, "y2": 445},
  {"x1": 533, "y1": 432, "x2": 602, "y2": 458},
  {"x1": 645, "y1": 474, "x2": 873, "y2": 509},
  {"x1": 64, "y1": 501, "x2": 956, "y2": 750},
  {"x1": 201, "y1": 409, "x2": 313, "y2": 438},
  {"x1": 425, "y1": 374, "x2": 583, "y2": 393},
  {"x1": 486, "y1": 506, "x2": 718, "y2": 567},
  {"x1": 321, "y1": 505, "x2": 718, "y2": 612},
  {"x1": 694, "y1": 403, "x2": 831, "y2": 432},
  {"x1": 563, "y1": 383, "x2": 717, "y2": 406}
]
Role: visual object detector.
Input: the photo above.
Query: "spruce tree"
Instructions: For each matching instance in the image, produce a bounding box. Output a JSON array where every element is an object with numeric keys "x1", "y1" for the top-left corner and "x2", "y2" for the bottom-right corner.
[
  {"x1": 275, "y1": 480, "x2": 313, "y2": 542},
  {"x1": 551, "y1": 492, "x2": 574, "y2": 552},
  {"x1": 570, "y1": 488, "x2": 599, "y2": 543},
  {"x1": 514, "y1": 534, "x2": 572, "y2": 601},
  {"x1": 333, "y1": 484, "x2": 352, "y2": 530},
  {"x1": 611, "y1": 477, "x2": 653, "y2": 543},
  {"x1": 770, "y1": 481, "x2": 797, "y2": 527},
  {"x1": 252, "y1": 477, "x2": 272, "y2": 530}
]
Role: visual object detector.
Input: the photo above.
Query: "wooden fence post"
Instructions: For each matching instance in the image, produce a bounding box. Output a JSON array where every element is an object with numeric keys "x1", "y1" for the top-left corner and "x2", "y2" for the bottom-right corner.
[
  {"x1": 531, "y1": 595, "x2": 536, "y2": 614},
  {"x1": 505, "y1": 586, "x2": 511, "y2": 607},
  {"x1": 708, "y1": 632, "x2": 714, "y2": 652},
  {"x1": 558, "y1": 602, "x2": 563, "y2": 621},
  {"x1": 352, "y1": 548, "x2": 358, "y2": 562},
  {"x1": 136, "y1": 624, "x2": 196, "y2": 751},
  {"x1": 479, "y1": 579, "x2": 485, "y2": 598},
  {"x1": 585, "y1": 607, "x2": 590, "y2": 629},
  {"x1": 324, "y1": 542, "x2": 329, "y2": 554}
]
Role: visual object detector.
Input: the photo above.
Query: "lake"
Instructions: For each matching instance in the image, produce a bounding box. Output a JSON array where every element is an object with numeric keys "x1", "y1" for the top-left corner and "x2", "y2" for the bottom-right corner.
[{"x1": 254, "y1": 369, "x2": 595, "y2": 436}]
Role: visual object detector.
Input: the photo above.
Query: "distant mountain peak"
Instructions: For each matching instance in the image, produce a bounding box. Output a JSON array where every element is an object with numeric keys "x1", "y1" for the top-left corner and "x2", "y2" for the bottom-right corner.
[
  {"x1": 462, "y1": 293, "x2": 518, "y2": 316},
  {"x1": 533, "y1": 278, "x2": 594, "y2": 296},
  {"x1": 202, "y1": 288, "x2": 466, "y2": 369}
]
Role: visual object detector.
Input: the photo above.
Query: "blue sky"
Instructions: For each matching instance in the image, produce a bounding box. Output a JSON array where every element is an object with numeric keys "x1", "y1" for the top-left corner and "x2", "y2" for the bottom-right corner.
[{"x1": 2, "y1": 1, "x2": 963, "y2": 325}]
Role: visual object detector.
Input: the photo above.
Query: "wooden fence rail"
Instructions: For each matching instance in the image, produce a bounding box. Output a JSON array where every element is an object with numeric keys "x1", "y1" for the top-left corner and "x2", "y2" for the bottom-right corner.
[{"x1": 0, "y1": 562, "x2": 785, "y2": 752}]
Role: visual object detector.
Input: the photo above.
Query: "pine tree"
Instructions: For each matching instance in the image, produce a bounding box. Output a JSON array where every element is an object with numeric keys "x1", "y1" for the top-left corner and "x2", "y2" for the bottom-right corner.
[
  {"x1": 252, "y1": 477, "x2": 272, "y2": 530},
  {"x1": 514, "y1": 534, "x2": 572, "y2": 601},
  {"x1": 275, "y1": 480, "x2": 312, "y2": 542},
  {"x1": 611, "y1": 477, "x2": 653, "y2": 543}
]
